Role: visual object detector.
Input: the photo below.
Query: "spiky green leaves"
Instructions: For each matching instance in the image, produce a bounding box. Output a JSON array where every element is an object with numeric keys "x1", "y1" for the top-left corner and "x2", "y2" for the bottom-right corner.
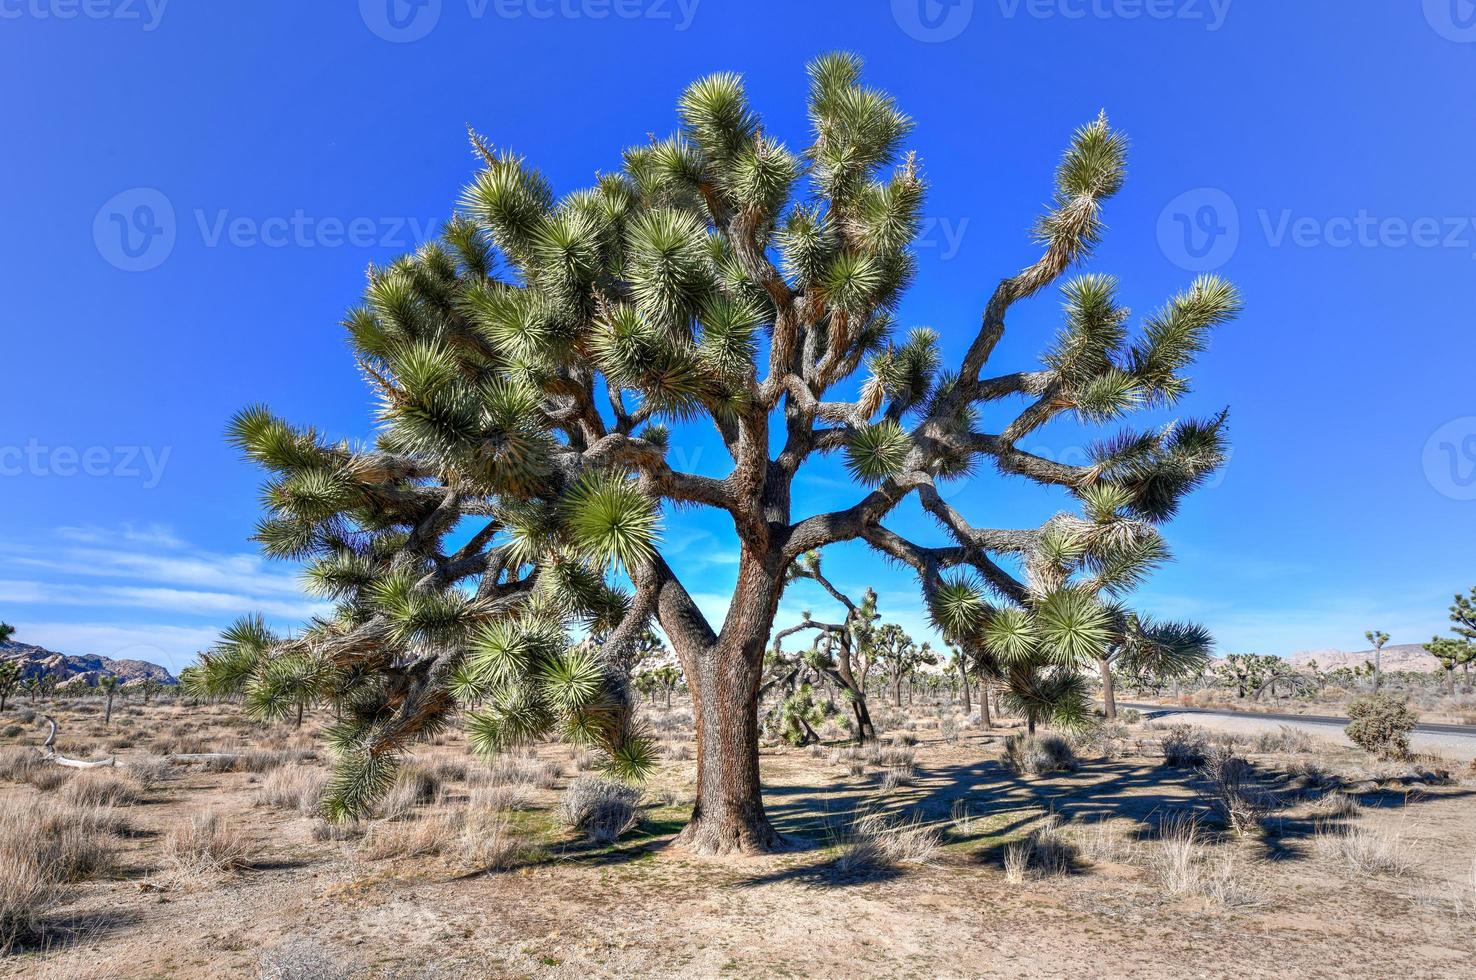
[
  {"x1": 1055, "y1": 111, "x2": 1128, "y2": 201},
  {"x1": 460, "y1": 144, "x2": 554, "y2": 264},
  {"x1": 1129, "y1": 275, "x2": 1242, "y2": 405},
  {"x1": 844, "y1": 419, "x2": 912, "y2": 485},
  {"x1": 1034, "y1": 589, "x2": 1112, "y2": 666},
  {"x1": 929, "y1": 574, "x2": 991, "y2": 641},
  {"x1": 624, "y1": 209, "x2": 713, "y2": 332},
  {"x1": 559, "y1": 470, "x2": 660, "y2": 571}
]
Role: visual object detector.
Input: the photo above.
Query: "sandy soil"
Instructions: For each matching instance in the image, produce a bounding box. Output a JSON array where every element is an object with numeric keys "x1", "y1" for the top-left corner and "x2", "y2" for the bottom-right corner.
[{"x1": 2, "y1": 701, "x2": 1474, "y2": 979}]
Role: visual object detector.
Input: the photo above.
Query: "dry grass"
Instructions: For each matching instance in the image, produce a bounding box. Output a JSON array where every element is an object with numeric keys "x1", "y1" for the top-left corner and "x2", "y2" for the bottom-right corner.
[
  {"x1": 1004, "y1": 733, "x2": 1078, "y2": 775},
  {"x1": 557, "y1": 776, "x2": 640, "y2": 845},
  {"x1": 1316, "y1": 825, "x2": 1414, "y2": 877},
  {"x1": 1149, "y1": 813, "x2": 1203, "y2": 895},
  {"x1": 0, "y1": 801, "x2": 121, "y2": 950},
  {"x1": 1073, "y1": 817, "x2": 1138, "y2": 866},
  {"x1": 60, "y1": 770, "x2": 139, "y2": 808},
  {"x1": 834, "y1": 809, "x2": 940, "y2": 876},
  {"x1": 258, "y1": 765, "x2": 328, "y2": 815},
  {"x1": 165, "y1": 811, "x2": 250, "y2": 876}
]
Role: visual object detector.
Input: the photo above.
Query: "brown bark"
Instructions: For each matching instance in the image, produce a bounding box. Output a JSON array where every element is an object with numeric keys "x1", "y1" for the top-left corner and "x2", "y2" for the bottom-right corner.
[
  {"x1": 958, "y1": 663, "x2": 971, "y2": 716},
  {"x1": 669, "y1": 556, "x2": 784, "y2": 855},
  {"x1": 1099, "y1": 656, "x2": 1117, "y2": 721},
  {"x1": 979, "y1": 679, "x2": 992, "y2": 729}
]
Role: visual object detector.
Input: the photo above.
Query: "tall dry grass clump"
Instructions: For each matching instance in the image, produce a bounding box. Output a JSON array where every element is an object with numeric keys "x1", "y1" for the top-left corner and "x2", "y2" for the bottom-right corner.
[
  {"x1": 558, "y1": 776, "x2": 640, "y2": 845},
  {"x1": 165, "y1": 811, "x2": 250, "y2": 876},
  {"x1": 834, "y1": 808, "x2": 940, "y2": 876},
  {"x1": 258, "y1": 765, "x2": 328, "y2": 815},
  {"x1": 0, "y1": 802, "x2": 119, "y2": 950}
]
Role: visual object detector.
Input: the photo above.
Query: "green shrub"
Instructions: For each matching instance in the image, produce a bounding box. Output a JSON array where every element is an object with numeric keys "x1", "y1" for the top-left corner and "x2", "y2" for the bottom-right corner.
[
  {"x1": 1345, "y1": 695, "x2": 1416, "y2": 759},
  {"x1": 1005, "y1": 733, "x2": 1078, "y2": 774}
]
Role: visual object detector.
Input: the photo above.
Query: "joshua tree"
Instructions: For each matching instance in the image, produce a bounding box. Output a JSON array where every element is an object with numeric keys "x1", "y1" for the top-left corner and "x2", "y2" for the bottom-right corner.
[
  {"x1": 1096, "y1": 613, "x2": 1212, "y2": 720},
  {"x1": 1213, "y1": 653, "x2": 1284, "y2": 700},
  {"x1": 211, "y1": 55, "x2": 1237, "y2": 852},
  {"x1": 948, "y1": 645, "x2": 972, "y2": 715},
  {"x1": 773, "y1": 551, "x2": 882, "y2": 742},
  {"x1": 1364, "y1": 629, "x2": 1390, "y2": 692},
  {"x1": 0, "y1": 659, "x2": 19, "y2": 713},
  {"x1": 640, "y1": 664, "x2": 682, "y2": 708},
  {"x1": 0, "y1": 622, "x2": 15, "y2": 645},
  {"x1": 99, "y1": 675, "x2": 120, "y2": 726},
  {"x1": 872, "y1": 625, "x2": 935, "y2": 708},
  {"x1": 1425, "y1": 636, "x2": 1476, "y2": 694}
]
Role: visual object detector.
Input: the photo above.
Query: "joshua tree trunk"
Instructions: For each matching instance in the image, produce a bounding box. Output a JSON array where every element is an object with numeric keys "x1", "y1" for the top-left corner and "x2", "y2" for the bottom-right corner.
[
  {"x1": 104, "y1": 691, "x2": 115, "y2": 725},
  {"x1": 665, "y1": 686, "x2": 673, "y2": 709},
  {"x1": 979, "y1": 679, "x2": 992, "y2": 728},
  {"x1": 665, "y1": 555, "x2": 783, "y2": 855},
  {"x1": 1099, "y1": 656, "x2": 1117, "y2": 720},
  {"x1": 959, "y1": 664, "x2": 972, "y2": 716},
  {"x1": 892, "y1": 676, "x2": 903, "y2": 708},
  {"x1": 295, "y1": 701, "x2": 304, "y2": 729}
]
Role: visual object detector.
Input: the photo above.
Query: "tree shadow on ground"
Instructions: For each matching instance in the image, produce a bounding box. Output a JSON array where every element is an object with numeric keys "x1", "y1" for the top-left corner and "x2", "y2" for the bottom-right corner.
[{"x1": 738, "y1": 751, "x2": 1476, "y2": 888}]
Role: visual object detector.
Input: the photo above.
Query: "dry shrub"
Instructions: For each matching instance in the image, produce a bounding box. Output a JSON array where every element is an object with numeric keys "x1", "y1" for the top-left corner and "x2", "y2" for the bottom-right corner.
[
  {"x1": 27, "y1": 769, "x2": 71, "y2": 793},
  {"x1": 258, "y1": 765, "x2": 328, "y2": 815},
  {"x1": 1345, "y1": 694, "x2": 1417, "y2": 759},
  {"x1": 1149, "y1": 813, "x2": 1202, "y2": 895},
  {"x1": 1004, "y1": 733, "x2": 1078, "y2": 775},
  {"x1": 311, "y1": 819, "x2": 365, "y2": 843},
  {"x1": 1201, "y1": 856, "x2": 1261, "y2": 908},
  {"x1": 835, "y1": 809, "x2": 940, "y2": 876},
  {"x1": 663, "y1": 741, "x2": 694, "y2": 762},
  {"x1": 1073, "y1": 817, "x2": 1137, "y2": 866},
  {"x1": 877, "y1": 744, "x2": 916, "y2": 769},
  {"x1": 1201, "y1": 751, "x2": 1264, "y2": 836},
  {"x1": 558, "y1": 776, "x2": 640, "y2": 844},
  {"x1": 0, "y1": 802, "x2": 121, "y2": 948},
  {"x1": 476, "y1": 751, "x2": 560, "y2": 791},
  {"x1": 232, "y1": 748, "x2": 295, "y2": 773},
  {"x1": 127, "y1": 755, "x2": 173, "y2": 790},
  {"x1": 1070, "y1": 721, "x2": 1129, "y2": 760},
  {"x1": 1311, "y1": 791, "x2": 1362, "y2": 830},
  {"x1": 60, "y1": 770, "x2": 139, "y2": 807},
  {"x1": 258, "y1": 939, "x2": 360, "y2": 980},
  {"x1": 470, "y1": 782, "x2": 530, "y2": 812},
  {"x1": 1317, "y1": 825, "x2": 1412, "y2": 877},
  {"x1": 1253, "y1": 725, "x2": 1314, "y2": 754},
  {"x1": 938, "y1": 715, "x2": 961, "y2": 745},
  {"x1": 1158, "y1": 724, "x2": 1208, "y2": 768},
  {"x1": 375, "y1": 764, "x2": 446, "y2": 821},
  {"x1": 879, "y1": 765, "x2": 917, "y2": 793},
  {"x1": 153, "y1": 733, "x2": 210, "y2": 756},
  {"x1": 456, "y1": 805, "x2": 519, "y2": 872},
  {"x1": 360, "y1": 812, "x2": 459, "y2": 860},
  {"x1": 950, "y1": 798, "x2": 976, "y2": 836},
  {"x1": 0, "y1": 746, "x2": 42, "y2": 783},
  {"x1": 166, "y1": 812, "x2": 250, "y2": 875},
  {"x1": 1003, "y1": 813, "x2": 1076, "y2": 879}
]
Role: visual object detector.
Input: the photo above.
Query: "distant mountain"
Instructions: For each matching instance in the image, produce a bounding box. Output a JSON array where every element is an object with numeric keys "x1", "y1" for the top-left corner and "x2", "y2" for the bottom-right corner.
[
  {"x1": 0, "y1": 640, "x2": 177, "y2": 686},
  {"x1": 1287, "y1": 644, "x2": 1440, "y2": 674}
]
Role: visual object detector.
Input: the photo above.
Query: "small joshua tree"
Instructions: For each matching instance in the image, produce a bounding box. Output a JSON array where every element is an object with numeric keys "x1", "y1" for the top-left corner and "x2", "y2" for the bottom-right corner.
[
  {"x1": 0, "y1": 659, "x2": 20, "y2": 713},
  {"x1": 1364, "y1": 629, "x2": 1390, "y2": 692},
  {"x1": 1425, "y1": 636, "x2": 1476, "y2": 694},
  {"x1": 211, "y1": 55, "x2": 1239, "y2": 851},
  {"x1": 0, "y1": 622, "x2": 15, "y2": 645},
  {"x1": 99, "y1": 675, "x2": 120, "y2": 726}
]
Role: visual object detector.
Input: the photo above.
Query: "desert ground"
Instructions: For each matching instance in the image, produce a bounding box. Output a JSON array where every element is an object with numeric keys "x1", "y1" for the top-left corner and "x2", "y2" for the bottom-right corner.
[{"x1": 2, "y1": 698, "x2": 1474, "y2": 979}]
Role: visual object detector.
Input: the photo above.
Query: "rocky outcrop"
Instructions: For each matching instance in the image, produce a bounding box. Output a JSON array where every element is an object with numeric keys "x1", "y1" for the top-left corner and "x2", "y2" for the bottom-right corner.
[{"x1": 0, "y1": 641, "x2": 177, "y2": 686}]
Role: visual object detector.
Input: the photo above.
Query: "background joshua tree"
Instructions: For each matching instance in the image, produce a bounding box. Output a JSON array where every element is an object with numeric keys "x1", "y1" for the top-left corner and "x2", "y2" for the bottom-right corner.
[
  {"x1": 99, "y1": 675, "x2": 120, "y2": 726},
  {"x1": 1424, "y1": 636, "x2": 1475, "y2": 694},
  {"x1": 0, "y1": 621, "x2": 15, "y2": 645},
  {"x1": 1095, "y1": 613, "x2": 1212, "y2": 720},
  {"x1": 1365, "y1": 629, "x2": 1390, "y2": 692},
  {"x1": 0, "y1": 659, "x2": 19, "y2": 713},
  {"x1": 208, "y1": 54, "x2": 1237, "y2": 853},
  {"x1": 871, "y1": 625, "x2": 934, "y2": 708}
]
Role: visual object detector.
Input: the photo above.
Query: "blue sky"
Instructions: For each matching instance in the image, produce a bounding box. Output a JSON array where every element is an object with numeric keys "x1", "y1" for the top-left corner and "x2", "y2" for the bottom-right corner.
[{"x1": 2, "y1": 1, "x2": 1473, "y2": 673}]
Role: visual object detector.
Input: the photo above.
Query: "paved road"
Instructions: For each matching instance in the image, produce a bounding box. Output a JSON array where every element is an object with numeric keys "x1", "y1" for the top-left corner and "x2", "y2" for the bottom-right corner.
[
  {"x1": 1118, "y1": 702, "x2": 1476, "y2": 737},
  {"x1": 1117, "y1": 702, "x2": 1476, "y2": 761}
]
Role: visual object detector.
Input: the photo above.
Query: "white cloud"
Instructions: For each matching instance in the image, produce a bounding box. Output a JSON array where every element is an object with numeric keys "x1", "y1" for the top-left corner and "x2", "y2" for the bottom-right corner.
[
  {"x1": 56, "y1": 523, "x2": 186, "y2": 549},
  {"x1": 0, "y1": 579, "x2": 328, "y2": 621},
  {"x1": 15, "y1": 622, "x2": 224, "y2": 674}
]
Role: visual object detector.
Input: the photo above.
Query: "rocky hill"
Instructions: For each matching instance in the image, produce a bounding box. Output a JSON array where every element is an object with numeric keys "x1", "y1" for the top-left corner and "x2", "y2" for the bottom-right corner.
[
  {"x1": 0, "y1": 640, "x2": 177, "y2": 687},
  {"x1": 1287, "y1": 644, "x2": 1440, "y2": 674}
]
